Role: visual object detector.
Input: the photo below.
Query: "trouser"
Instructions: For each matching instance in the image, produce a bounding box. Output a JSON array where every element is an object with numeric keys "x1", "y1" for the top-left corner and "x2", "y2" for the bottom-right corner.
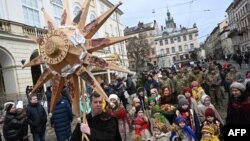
[
  {"x1": 32, "y1": 131, "x2": 45, "y2": 141},
  {"x1": 209, "y1": 86, "x2": 222, "y2": 107}
]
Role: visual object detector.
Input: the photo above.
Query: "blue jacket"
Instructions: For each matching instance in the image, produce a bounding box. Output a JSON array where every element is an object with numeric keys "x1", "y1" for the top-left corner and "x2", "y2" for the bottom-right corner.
[{"x1": 51, "y1": 96, "x2": 73, "y2": 141}]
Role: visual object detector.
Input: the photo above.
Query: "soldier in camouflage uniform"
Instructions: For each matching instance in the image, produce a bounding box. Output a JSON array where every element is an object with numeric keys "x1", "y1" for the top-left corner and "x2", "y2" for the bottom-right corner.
[
  {"x1": 189, "y1": 66, "x2": 205, "y2": 86},
  {"x1": 173, "y1": 70, "x2": 189, "y2": 95},
  {"x1": 207, "y1": 67, "x2": 223, "y2": 109},
  {"x1": 225, "y1": 66, "x2": 244, "y2": 96},
  {"x1": 158, "y1": 71, "x2": 174, "y2": 95}
]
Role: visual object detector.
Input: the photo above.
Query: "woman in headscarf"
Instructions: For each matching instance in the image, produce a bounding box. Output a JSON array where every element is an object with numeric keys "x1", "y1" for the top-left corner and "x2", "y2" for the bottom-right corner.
[
  {"x1": 226, "y1": 82, "x2": 250, "y2": 124},
  {"x1": 106, "y1": 94, "x2": 129, "y2": 141}
]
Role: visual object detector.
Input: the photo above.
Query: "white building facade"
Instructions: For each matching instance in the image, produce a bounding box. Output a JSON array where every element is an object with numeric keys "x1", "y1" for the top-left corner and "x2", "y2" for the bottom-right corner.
[
  {"x1": 0, "y1": 0, "x2": 128, "y2": 101},
  {"x1": 155, "y1": 10, "x2": 200, "y2": 69}
]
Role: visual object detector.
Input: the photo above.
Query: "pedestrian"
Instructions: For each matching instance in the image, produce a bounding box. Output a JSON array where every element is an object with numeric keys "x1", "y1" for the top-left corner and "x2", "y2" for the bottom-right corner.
[
  {"x1": 125, "y1": 74, "x2": 137, "y2": 104},
  {"x1": 16, "y1": 100, "x2": 29, "y2": 141},
  {"x1": 45, "y1": 86, "x2": 52, "y2": 113},
  {"x1": 226, "y1": 82, "x2": 250, "y2": 124},
  {"x1": 51, "y1": 94, "x2": 73, "y2": 141},
  {"x1": 70, "y1": 92, "x2": 121, "y2": 141},
  {"x1": 26, "y1": 94, "x2": 47, "y2": 141},
  {"x1": 106, "y1": 94, "x2": 129, "y2": 141},
  {"x1": 2, "y1": 102, "x2": 26, "y2": 141}
]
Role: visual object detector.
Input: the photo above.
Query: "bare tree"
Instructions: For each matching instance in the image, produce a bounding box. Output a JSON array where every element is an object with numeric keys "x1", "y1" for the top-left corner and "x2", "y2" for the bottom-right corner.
[{"x1": 126, "y1": 34, "x2": 151, "y2": 73}]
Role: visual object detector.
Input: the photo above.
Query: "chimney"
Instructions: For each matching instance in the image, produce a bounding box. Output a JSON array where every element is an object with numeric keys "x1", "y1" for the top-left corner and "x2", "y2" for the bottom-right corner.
[{"x1": 161, "y1": 26, "x2": 163, "y2": 31}]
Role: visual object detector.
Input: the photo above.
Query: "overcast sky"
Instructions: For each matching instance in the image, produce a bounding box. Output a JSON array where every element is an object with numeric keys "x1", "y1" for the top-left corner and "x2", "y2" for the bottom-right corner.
[{"x1": 109, "y1": 0, "x2": 232, "y2": 43}]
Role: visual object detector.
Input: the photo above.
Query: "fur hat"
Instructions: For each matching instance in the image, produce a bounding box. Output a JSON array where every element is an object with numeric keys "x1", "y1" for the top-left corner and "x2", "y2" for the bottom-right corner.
[
  {"x1": 3, "y1": 102, "x2": 15, "y2": 112},
  {"x1": 5, "y1": 103, "x2": 14, "y2": 112},
  {"x1": 201, "y1": 125, "x2": 215, "y2": 135},
  {"x1": 16, "y1": 100, "x2": 23, "y2": 109},
  {"x1": 178, "y1": 98, "x2": 189, "y2": 107},
  {"x1": 230, "y1": 82, "x2": 246, "y2": 92},
  {"x1": 109, "y1": 94, "x2": 119, "y2": 101},
  {"x1": 205, "y1": 108, "x2": 215, "y2": 117}
]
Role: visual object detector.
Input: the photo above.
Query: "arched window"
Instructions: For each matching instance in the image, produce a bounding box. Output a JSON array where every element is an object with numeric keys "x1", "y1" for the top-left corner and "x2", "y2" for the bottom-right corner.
[{"x1": 22, "y1": 0, "x2": 40, "y2": 27}]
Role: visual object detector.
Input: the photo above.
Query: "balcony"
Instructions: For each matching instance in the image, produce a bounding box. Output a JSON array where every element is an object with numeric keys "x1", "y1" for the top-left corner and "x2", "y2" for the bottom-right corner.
[
  {"x1": 0, "y1": 19, "x2": 47, "y2": 38},
  {"x1": 227, "y1": 29, "x2": 239, "y2": 38}
]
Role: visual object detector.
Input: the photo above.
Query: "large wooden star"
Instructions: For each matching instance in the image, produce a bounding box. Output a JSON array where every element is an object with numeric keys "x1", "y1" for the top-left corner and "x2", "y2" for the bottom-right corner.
[{"x1": 23, "y1": 0, "x2": 131, "y2": 118}]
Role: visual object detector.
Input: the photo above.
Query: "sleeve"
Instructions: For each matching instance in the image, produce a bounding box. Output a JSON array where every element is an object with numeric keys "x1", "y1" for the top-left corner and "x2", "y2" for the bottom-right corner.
[
  {"x1": 90, "y1": 117, "x2": 120, "y2": 141},
  {"x1": 70, "y1": 123, "x2": 82, "y2": 141}
]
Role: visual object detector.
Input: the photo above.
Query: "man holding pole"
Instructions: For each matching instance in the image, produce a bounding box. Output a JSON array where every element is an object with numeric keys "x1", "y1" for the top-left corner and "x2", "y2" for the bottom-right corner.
[{"x1": 70, "y1": 92, "x2": 121, "y2": 141}]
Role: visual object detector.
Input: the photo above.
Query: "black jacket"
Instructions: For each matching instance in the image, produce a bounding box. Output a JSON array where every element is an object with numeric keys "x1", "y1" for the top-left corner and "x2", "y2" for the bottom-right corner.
[
  {"x1": 3, "y1": 113, "x2": 25, "y2": 141},
  {"x1": 70, "y1": 112, "x2": 121, "y2": 141},
  {"x1": 126, "y1": 77, "x2": 136, "y2": 95},
  {"x1": 26, "y1": 103, "x2": 47, "y2": 133}
]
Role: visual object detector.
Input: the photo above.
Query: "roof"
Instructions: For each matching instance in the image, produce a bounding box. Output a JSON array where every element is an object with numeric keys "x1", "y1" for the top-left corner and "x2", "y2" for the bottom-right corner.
[
  {"x1": 124, "y1": 20, "x2": 157, "y2": 35},
  {"x1": 100, "y1": 0, "x2": 123, "y2": 15}
]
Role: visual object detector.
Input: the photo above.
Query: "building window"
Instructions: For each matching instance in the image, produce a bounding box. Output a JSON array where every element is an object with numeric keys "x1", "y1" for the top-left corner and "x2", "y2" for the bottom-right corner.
[
  {"x1": 180, "y1": 55, "x2": 183, "y2": 60},
  {"x1": 166, "y1": 48, "x2": 170, "y2": 54},
  {"x1": 51, "y1": 0, "x2": 63, "y2": 25},
  {"x1": 179, "y1": 46, "x2": 182, "y2": 52},
  {"x1": 189, "y1": 34, "x2": 193, "y2": 40},
  {"x1": 159, "y1": 40, "x2": 163, "y2": 46},
  {"x1": 172, "y1": 47, "x2": 175, "y2": 53},
  {"x1": 151, "y1": 49, "x2": 155, "y2": 55},
  {"x1": 165, "y1": 39, "x2": 168, "y2": 45},
  {"x1": 173, "y1": 56, "x2": 176, "y2": 62},
  {"x1": 161, "y1": 49, "x2": 164, "y2": 55},
  {"x1": 190, "y1": 43, "x2": 194, "y2": 50},
  {"x1": 22, "y1": 0, "x2": 40, "y2": 27},
  {"x1": 170, "y1": 38, "x2": 174, "y2": 43},
  {"x1": 177, "y1": 36, "x2": 181, "y2": 42},
  {"x1": 184, "y1": 44, "x2": 188, "y2": 51},
  {"x1": 155, "y1": 41, "x2": 157, "y2": 45},
  {"x1": 183, "y1": 35, "x2": 187, "y2": 41},
  {"x1": 185, "y1": 54, "x2": 189, "y2": 59},
  {"x1": 73, "y1": 3, "x2": 81, "y2": 17}
]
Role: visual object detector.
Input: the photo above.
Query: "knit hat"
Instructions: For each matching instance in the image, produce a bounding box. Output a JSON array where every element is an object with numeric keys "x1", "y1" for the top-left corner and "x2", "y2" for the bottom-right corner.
[
  {"x1": 230, "y1": 82, "x2": 246, "y2": 92},
  {"x1": 148, "y1": 97, "x2": 156, "y2": 103},
  {"x1": 182, "y1": 87, "x2": 192, "y2": 94},
  {"x1": 175, "y1": 116, "x2": 187, "y2": 125},
  {"x1": 16, "y1": 100, "x2": 23, "y2": 109},
  {"x1": 177, "y1": 95, "x2": 186, "y2": 101},
  {"x1": 152, "y1": 105, "x2": 161, "y2": 115},
  {"x1": 109, "y1": 94, "x2": 119, "y2": 101},
  {"x1": 178, "y1": 98, "x2": 189, "y2": 107},
  {"x1": 201, "y1": 125, "x2": 215, "y2": 135},
  {"x1": 191, "y1": 81, "x2": 199, "y2": 87},
  {"x1": 205, "y1": 108, "x2": 215, "y2": 117}
]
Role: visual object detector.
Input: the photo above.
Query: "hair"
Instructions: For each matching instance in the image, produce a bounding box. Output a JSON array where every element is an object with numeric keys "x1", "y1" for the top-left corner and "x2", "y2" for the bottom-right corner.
[
  {"x1": 161, "y1": 86, "x2": 172, "y2": 96},
  {"x1": 89, "y1": 92, "x2": 101, "y2": 103}
]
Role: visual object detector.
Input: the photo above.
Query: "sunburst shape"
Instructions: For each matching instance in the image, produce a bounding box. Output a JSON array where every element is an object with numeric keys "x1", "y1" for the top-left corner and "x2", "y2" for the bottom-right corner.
[{"x1": 23, "y1": 0, "x2": 131, "y2": 118}]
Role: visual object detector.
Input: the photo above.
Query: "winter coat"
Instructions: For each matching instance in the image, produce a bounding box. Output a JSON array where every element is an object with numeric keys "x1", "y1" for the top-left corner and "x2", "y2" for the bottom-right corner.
[
  {"x1": 70, "y1": 112, "x2": 121, "y2": 141},
  {"x1": 26, "y1": 102, "x2": 47, "y2": 133},
  {"x1": 51, "y1": 96, "x2": 73, "y2": 141},
  {"x1": 144, "y1": 80, "x2": 159, "y2": 97},
  {"x1": 126, "y1": 77, "x2": 136, "y2": 95},
  {"x1": 3, "y1": 112, "x2": 25, "y2": 141}
]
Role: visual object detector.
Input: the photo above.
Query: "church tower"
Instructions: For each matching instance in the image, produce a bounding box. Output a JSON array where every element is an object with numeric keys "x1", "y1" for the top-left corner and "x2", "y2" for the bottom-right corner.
[{"x1": 165, "y1": 9, "x2": 176, "y2": 30}]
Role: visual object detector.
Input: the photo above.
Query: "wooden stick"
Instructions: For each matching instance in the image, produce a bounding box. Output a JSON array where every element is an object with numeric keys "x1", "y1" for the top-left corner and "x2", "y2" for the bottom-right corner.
[{"x1": 80, "y1": 78, "x2": 89, "y2": 141}]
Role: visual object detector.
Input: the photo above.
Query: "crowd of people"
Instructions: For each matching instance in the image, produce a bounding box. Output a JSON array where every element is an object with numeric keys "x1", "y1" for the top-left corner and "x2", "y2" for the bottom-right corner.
[{"x1": 0, "y1": 59, "x2": 250, "y2": 141}]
